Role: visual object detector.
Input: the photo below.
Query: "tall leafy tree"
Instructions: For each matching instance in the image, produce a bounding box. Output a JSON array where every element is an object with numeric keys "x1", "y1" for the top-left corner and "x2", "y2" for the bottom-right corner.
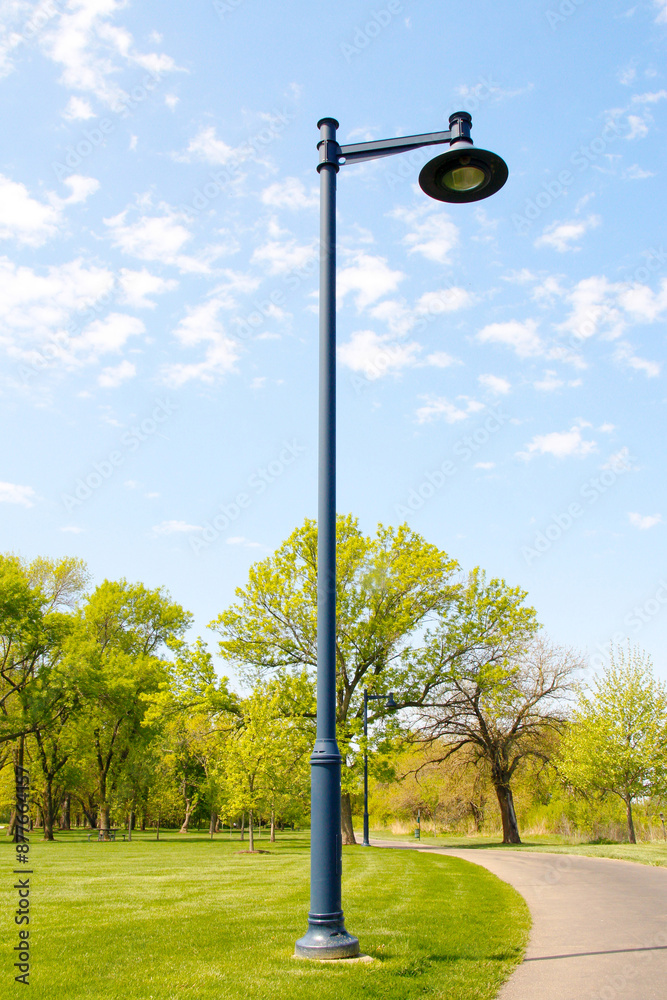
[
  {"x1": 417, "y1": 626, "x2": 579, "y2": 844},
  {"x1": 557, "y1": 645, "x2": 667, "y2": 843},
  {"x1": 211, "y1": 515, "x2": 539, "y2": 843},
  {"x1": 69, "y1": 579, "x2": 191, "y2": 838}
]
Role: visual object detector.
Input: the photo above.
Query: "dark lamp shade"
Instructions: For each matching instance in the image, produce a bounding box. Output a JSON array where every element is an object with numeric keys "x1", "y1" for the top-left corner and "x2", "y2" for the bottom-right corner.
[{"x1": 419, "y1": 146, "x2": 508, "y2": 203}]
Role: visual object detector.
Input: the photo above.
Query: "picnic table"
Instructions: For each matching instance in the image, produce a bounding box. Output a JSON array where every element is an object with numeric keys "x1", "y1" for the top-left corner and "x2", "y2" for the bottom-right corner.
[{"x1": 86, "y1": 828, "x2": 127, "y2": 841}]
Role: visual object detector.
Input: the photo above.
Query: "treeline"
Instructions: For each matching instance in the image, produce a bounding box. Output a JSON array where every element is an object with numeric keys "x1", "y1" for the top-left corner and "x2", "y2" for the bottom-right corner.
[{"x1": 2, "y1": 516, "x2": 666, "y2": 847}]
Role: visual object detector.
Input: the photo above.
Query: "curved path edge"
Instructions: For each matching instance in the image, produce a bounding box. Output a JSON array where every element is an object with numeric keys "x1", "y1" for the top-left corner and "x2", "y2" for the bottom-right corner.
[{"x1": 372, "y1": 840, "x2": 667, "y2": 1000}]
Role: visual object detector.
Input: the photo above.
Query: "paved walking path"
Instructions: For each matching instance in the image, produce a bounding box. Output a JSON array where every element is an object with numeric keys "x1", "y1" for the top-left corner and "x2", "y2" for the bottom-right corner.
[{"x1": 373, "y1": 841, "x2": 667, "y2": 999}]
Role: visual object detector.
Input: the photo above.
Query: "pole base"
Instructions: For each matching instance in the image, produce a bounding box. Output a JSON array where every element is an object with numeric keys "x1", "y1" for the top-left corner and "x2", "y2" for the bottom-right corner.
[{"x1": 295, "y1": 912, "x2": 360, "y2": 960}]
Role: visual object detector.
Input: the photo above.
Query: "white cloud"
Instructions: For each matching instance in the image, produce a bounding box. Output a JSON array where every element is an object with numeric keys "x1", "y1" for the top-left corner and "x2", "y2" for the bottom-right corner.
[
  {"x1": 337, "y1": 330, "x2": 421, "y2": 380},
  {"x1": 426, "y1": 351, "x2": 457, "y2": 368},
  {"x1": 415, "y1": 395, "x2": 485, "y2": 425},
  {"x1": 632, "y1": 89, "x2": 667, "y2": 103},
  {"x1": 602, "y1": 448, "x2": 637, "y2": 472},
  {"x1": 251, "y1": 237, "x2": 316, "y2": 276},
  {"x1": 613, "y1": 342, "x2": 661, "y2": 377},
  {"x1": 478, "y1": 373, "x2": 511, "y2": 395},
  {"x1": 475, "y1": 461, "x2": 496, "y2": 470},
  {"x1": 617, "y1": 278, "x2": 667, "y2": 322},
  {"x1": 533, "y1": 371, "x2": 564, "y2": 392},
  {"x1": 261, "y1": 177, "x2": 318, "y2": 210},
  {"x1": 62, "y1": 95, "x2": 95, "y2": 120},
  {"x1": 477, "y1": 319, "x2": 543, "y2": 358},
  {"x1": 56, "y1": 174, "x2": 100, "y2": 206},
  {"x1": 0, "y1": 256, "x2": 114, "y2": 362},
  {"x1": 152, "y1": 520, "x2": 203, "y2": 535},
  {"x1": 337, "y1": 253, "x2": 404, "y2": 309},
  {"x1": 0, "y1": 174, "x2": 61, "y2": 246},
  {"x1": 623, "y1": 164, "x2": 656, "y2": 180},
  {"x1": 559, "y1": 275, "x2": 624, "y2": 342},
  {"x1": 628, "y1": 512, "x2": 662, "y2": 530},
  {"x1": 118, "y1": 268, "x2": 178, "y2": 308},
  {"x1": 625, "y1": 114, "x2": 649, "y2": 140},
  {"x1": 393, "y1": 206, "x2": 459, "y2": 264},
  {"x1": 535, "y1": 215, "x2": 601, "y2": 253},
  {"x1": 656, "y1": 0, "x2": 667, "y2": 23},
  {"x1": 40, "y1": 0, "x2": 180, "y2": 110},
  {"x1": 226, "y1": 536, "x2": 263, "y2": 548},
  {"x1": 0, "y1": 481, "x2": 36, "y2": 507},
  {"x1": 74, "y1": 313, "x2": 145, "y2": 357},
  {"x1": 518, "y1": 423, "x2": 597, "y2": 460},
  {"x1": 161, "y1": 298, "x2": 240, "y2": 386},
  {"x1": 98, "y1": 359, "x2": 136, "y2": 387},
  {"x1": 104, "y1": 207, "x2": 209, "y2": 274},
  {"x1": 370, "y1": 286, "x2": 470, "y2": 337},
  {"x1": 165, "y1": 93, "x2": 179, "y2": 110},
  {"x1": 176, "y1": 126, "x2": 237, "y2": 165}
]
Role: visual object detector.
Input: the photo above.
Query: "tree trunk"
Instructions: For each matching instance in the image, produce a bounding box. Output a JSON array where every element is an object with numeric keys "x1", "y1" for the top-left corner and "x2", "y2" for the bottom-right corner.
[
  {"x1": 241, "y1": 812, "x2": 245, "y2": 841},
  {"x1": 156, "y1": 811, "x2": 161, "y2": 841},
  {"x1": 179, "y1": 798, "x2": 193, "y2": 833},
  {"x1": 270, "y1": 808, "x2": 275, "y2": 843},
  {"x1": 341, "y1": 791, "x2": 356, "y2": 845},
  {"x1": 209, "y1": 810, "x2": 217, "y2": 838},
  {"x1": 128, "y1": 809, "x2": 134, "y2": 842},
  {"x1": 7, "y1": 809, "x2": 16, "y2": 838},
  {"x1": 249, "y1": 809, "x2": 254, "y2": 852},
  {"x1": 42, "y1": 782, "x2": 55, "y2": 841},
  {"x1": 60, "y1": 794, "x2": 71, "y2": 830},
  {"x1": 626, "y1": 797, "x2": 637, "y2": 844},
  {"x1": 99, "y1": 803, "x2": 111, "y2": 840},
  {"x1": 140, "y1": 813, "x2": 146, "y2": 831},
  {"x1": 494, "y1": 782, "x2": 521, "y2": 844}
]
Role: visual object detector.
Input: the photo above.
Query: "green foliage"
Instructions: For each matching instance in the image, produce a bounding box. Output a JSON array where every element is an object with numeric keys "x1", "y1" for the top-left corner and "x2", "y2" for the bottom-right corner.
[{"x1": 557, "y1": 644, "x2": 667, "y2": 840}]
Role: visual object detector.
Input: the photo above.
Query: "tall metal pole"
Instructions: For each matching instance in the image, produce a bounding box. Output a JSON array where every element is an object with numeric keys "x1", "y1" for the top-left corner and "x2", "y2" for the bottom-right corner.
[
  {"x1": 363, "y1": 690, "x2": 370, "y2": 846},
  {"x1": 295, "y1": 118, "x2": 360, "y2": 961}
]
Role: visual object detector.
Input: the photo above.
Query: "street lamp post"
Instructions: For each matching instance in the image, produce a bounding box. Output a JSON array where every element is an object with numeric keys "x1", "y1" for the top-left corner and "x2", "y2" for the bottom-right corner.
[
  {"x1": 294, "y1": 112, "x2": 508, "y2": 962},
  {"x1": 362, "y1": 689, "x2": 396, "y2": 847}
]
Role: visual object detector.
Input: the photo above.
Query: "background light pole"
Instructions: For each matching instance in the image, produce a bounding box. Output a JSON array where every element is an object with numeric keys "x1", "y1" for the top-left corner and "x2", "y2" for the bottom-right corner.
[
  {"x1": 295, "y1": 113, "x2": 508, "y2": 961},
  {"x1": 362, "y1": 689, "x2": 396, "y2": 847}
]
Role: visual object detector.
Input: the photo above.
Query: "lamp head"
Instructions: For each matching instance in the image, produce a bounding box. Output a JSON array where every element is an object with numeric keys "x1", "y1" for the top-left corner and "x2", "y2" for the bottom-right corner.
[
  {"x1": 419, "y1": 111, "x2": 508, "y2": 204},
  {"x1": 386, "y1": 692, "x2": 397, "y2": 709}
]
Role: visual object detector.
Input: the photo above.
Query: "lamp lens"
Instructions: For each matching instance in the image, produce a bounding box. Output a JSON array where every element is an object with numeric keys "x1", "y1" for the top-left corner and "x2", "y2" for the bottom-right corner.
[{"x1": 440, "y1": 164, "x2": 487, "y2": 192}]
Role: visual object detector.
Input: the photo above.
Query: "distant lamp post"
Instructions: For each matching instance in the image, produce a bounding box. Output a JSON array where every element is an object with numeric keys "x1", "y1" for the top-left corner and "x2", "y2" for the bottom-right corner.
[
  {"x1": 294, "y1": 111, "x2": 508, "y2": 962},
  {"x1": 661, "y1": 812, "x2": 665, "y2": 841},
  {"x1": 362, "y1": 689, "x2": 397, "y2": 847}
]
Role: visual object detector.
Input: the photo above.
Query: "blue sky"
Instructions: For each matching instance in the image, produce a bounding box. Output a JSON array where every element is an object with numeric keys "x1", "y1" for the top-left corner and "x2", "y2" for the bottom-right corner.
[{"x1": 1, "y1": 0, "x2": 666, "y2": 682}]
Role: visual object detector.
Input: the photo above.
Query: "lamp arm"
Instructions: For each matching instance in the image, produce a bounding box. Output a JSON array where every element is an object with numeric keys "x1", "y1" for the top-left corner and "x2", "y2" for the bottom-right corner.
[{"x1": 336, "y1": 128, "x2": 453, "y2": 166}]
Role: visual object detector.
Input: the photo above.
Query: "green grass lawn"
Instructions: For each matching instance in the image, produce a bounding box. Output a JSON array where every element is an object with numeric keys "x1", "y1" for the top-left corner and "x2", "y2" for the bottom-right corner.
[
  {"x1": 1, "y1": 830, "x2": 529, "y2": 1000},
  {"x1": 369, "y1": 830, "x2": 667, "y2": 868}
]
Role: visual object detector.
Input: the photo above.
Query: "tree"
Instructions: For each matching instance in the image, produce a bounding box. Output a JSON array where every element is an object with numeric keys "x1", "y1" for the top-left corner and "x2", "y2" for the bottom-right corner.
[
  {"x1": 219, "y1": 675, "x2": 312, "y2": 851},
  {"x1": 210, "y1": 515, "x2": 460, "y2": 843},
  {"x1": 69, "y1": 579, "x2": 191, "y2": 838},
  {"x1": 557, "y1": 644, "x2": 667, "y2": 843},
  {"x1": 211, "y1": 516, "x2": 541, "y2": 845},
  {"x1": 417, "y1": 626, "x2": 580, "y2": 844}
]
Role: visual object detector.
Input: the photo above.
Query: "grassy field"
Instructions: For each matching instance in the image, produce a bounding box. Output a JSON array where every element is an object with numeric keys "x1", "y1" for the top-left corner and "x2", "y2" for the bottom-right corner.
[
  {"x1": 1, "y1": 830, "x2": 529, "y2": 1000},
  {"x1": 368, "y1": 830, "x2": 667, "y2": 868}
]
